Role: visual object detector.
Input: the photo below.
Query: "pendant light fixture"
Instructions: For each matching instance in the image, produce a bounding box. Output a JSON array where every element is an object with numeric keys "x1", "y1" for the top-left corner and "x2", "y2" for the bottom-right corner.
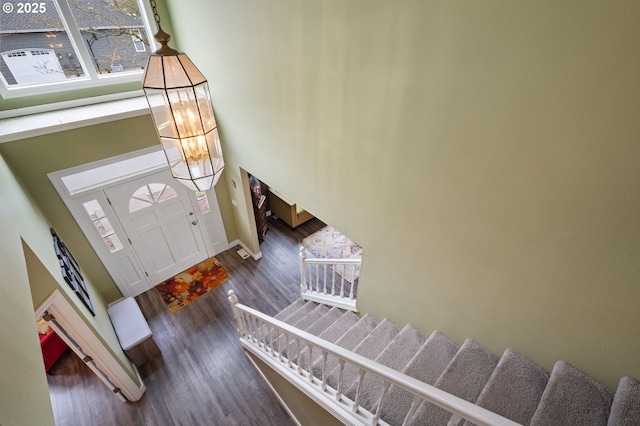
[{"x1": 142, "y1": 0, "x2": 224, "y2": 191}]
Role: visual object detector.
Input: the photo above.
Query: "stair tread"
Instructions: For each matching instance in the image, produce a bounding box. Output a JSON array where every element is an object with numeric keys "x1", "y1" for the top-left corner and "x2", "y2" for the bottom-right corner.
[
  {"x1": 288, "y1": 307, "x2": 343, "y2": 370},
  {"x1": 305, "y1": 307, "x2": 344, "y2": 337},
  {"x1": 462, "y1": 348, "x2": 549, "y2": 426},
  {"x1": 312, "y1": 314, "x2": 378, "y2": 379},
  {"x1": 280, "y1": 301, "x2": 317, "y2": 325},
  {"x1": 407, "y1": 338, "x2": 500, "y2": 426},
  {"x1": 273, "y1": 299, "x2": 305, "y2": 321},
  {"x1": 294, "y1": 310, "x2": 361, "y2": 371},
  {"x1": 292, "y1": 304, "x2": 330, "y2": 331},
  {"x1": 608, "y1": 376, "x2": 640, "y2": 426},
  {"x1": 317, "y1": 310, "x2": 361, "y2": 343},
  {"x1": 344, "y1": 324, "x2": 428, "y2": 411},
  {"x1": 379, "y1": 330, "x2": 459, "y2": 426},
  {"x1": 326, "y1": 318, "x2": 400, "y2": 391},
  {"x1": 530, "y1": 361, "x2": 614, "y2": 426}
]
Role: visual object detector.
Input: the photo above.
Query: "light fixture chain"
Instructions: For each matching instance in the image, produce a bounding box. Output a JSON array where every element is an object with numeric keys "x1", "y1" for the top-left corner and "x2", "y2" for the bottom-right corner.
[{"x1": 149, "y1": 0, "x2": 161, "y2": 29}]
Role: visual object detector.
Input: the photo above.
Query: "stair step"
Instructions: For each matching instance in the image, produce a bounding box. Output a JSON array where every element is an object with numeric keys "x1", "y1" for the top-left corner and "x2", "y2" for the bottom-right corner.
[
  {"x1": 379, "y1": 330, "x2": 459, "y2": 426},
  {"x1": 326, "y1": 318, "x2": 400, "y2": 391},
  {"x1": 280, "y1": 301, "x2": 317, "y2": 325},
  {"x1": 530, "y1": 361, "x2": 614, "y2": 426},
  {"x1": 345, "y1": 324, "x2": 428, "y2": 411},
  {"x1": 462, "y1": 348, "x2": 549, "y2": 426},
  {"x1": 305, "y1": 307, "x2": 344, "y2": 337},
  {"x1": 608, "y1": 376, "x2": 640, "y2": 425},
  {"x1": 291, "y1": 307, "x2": 345, "y2": 369},
  {"x1": 318, "y1": 310, "x2": 361, "y2": 343},
  {"x1": 292, "y1": 304, "x2": 331, "y2": 331},
  {"x1": 407, "y1": 338, "x2": 500, "y2": 426},
  {"x1": 294, "y1": 309, "x2": 361, "y2": 370},
  {"x1": 312, "y1": 314, "x2": 378, "y2": 379},
  {"x1": 274, "y1": 299, "x2": 305, "y2": 321}
]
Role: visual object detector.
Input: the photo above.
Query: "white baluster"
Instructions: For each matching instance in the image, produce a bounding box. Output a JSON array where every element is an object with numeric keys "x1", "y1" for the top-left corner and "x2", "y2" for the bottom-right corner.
[
  {"x1": 336, "y1": 359, "x2": 345, "y2": 401},
  {"x1": 353, "y1": 368, "x2": 366, "y2": 413},
  {"x1": 286, "y1": 333, "x2": 292, "y2": 367},
  {"x1": 296, "y1": 338, "x2": 302, "y2": 374},
  {"x1": 331, "y1": 265, "x2": 336, "y2": 296},
  {"x1": 323, "y1": 264, "x2": 327, "y2": 294},
  {"x1": 373, "y1": 381, "x2": 391, "y2": 425},
  {"x1": 447, "y1": 414, "x2": 462, "y2": 426},
  {"x1": 349, "y1": 265, "x2": 356, "y2": 300},
  {"x1": 307, "y1": 343, "x2": 314, "y2": 383},
  {"x1": 402, "y1": 394, "x2": 421, "y2": 426},
  {"x1": 321, "y1": 350, "x2": 328, "y2": 391}
]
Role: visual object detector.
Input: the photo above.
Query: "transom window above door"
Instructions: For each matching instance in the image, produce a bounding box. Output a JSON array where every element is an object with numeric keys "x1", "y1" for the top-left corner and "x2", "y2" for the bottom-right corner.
[{"x1": 129, "y1": 183, "x2": 178, "y2": 212}]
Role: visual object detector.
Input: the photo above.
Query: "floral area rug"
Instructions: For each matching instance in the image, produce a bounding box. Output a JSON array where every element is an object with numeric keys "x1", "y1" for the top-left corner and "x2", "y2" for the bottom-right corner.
[
  {"x1": 300, "y1": 226, "x2": 362, "y2": 281},
  {"x1": 155, "y1": 257, "x2": 231, "y2": 313}
]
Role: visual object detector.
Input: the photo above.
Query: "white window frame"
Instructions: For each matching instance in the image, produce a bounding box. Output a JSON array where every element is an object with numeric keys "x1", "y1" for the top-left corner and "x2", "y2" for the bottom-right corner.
[
  {"x1": 132, "y1": 30, "x2": 147, "y2": 53},
  {"x1": 0, "y1": 0, "x2": 157, "y2": 99}
]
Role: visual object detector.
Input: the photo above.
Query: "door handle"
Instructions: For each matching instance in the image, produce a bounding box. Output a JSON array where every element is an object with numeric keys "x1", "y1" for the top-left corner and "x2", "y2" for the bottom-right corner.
[{"x1": 192, "y1": 221, "x2": 197, "y2": 225}]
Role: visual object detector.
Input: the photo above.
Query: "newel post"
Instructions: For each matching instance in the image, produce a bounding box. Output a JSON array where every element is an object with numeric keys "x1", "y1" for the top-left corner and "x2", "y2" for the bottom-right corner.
[
  {"x1": 299, "y1": 246, "x2": 308, "y2": 293},
  {"x1": 227, "y1": 290, "x2": 245, "y2": 336}
]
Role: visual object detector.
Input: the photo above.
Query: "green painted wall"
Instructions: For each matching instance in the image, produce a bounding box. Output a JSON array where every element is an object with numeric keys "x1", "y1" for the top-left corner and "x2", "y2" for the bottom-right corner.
[
  {"x1": 0, "y1": 154, "x2": 55, "y2": 425},
  {"x1": 166, "y1": 0, "x2": 640, "y2": 389}
]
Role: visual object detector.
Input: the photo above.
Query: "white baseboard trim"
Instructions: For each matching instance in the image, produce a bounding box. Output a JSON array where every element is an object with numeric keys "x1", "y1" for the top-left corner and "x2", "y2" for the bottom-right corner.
[
  {"x1": 244, "y1": 352, "x2": 302, "y2": 426},
  {"x1": 228, "y1": 239, "x2": 262, "y2": 260}
]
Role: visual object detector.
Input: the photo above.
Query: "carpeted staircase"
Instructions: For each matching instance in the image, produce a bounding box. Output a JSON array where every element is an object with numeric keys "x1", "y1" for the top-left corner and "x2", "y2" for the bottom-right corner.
[{"x1": 270, "y1": 299, "x2": 640, "y2": 426}]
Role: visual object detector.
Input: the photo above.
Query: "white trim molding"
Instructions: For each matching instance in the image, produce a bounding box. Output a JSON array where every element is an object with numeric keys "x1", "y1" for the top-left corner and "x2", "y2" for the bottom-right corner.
[{"x1": 36, "y1": 289, "x2": 146, "y2": 402}]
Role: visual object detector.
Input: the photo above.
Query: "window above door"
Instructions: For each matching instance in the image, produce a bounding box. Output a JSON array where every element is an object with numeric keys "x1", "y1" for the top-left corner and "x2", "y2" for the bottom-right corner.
[{"x1": 0, "y1": 0, "x2": 155, "y2": 99}]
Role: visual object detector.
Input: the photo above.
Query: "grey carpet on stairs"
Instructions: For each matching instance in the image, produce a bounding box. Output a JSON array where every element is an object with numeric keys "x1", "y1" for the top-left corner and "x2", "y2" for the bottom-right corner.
[
  {"x1": 407, "y1": 338, "x2": 500, "y2": 426},
  {"x1": 318, "y1": 310, "x2": 361, "y2": 343},
  {"x1": 344, "y1": 324, "x2": 428, "y2": 411},
  {"x1": 462, "y1": 348, "x2": 549, "y2": 426},
  {"x1": 608, "y1": 376, "x2": 640, "y2": 426},
  {"x1": 380, "y1": 330, "x2": 459, "y2": 426},
  {"x1": 292, "y1": 303, "x2": 330, "y2": 331},
  {"x1": 271, "y1": 301, "x2": 317, "y2": 356},
  {"x1": 297, "y1": 310, "x2": 362, "y2": 371},
  {"x1": 530, "y1": 360, "x2": 614, "y2": 426},
  {"x1": 293, "y1": 307, "x2": 346, "y2": 370},
  {"x1": 325, "y1": 318, "x2": 400, "y2": 391},
  {"x1": 274, "y1": 299, "x2": 305, "y2": 321},
  {"x1": 312, "y1": 314, "x2": 378, "y2": 379}
]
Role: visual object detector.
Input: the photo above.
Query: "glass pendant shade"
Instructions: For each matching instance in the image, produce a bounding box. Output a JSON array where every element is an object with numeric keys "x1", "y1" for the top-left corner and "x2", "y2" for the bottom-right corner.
[{"x1": 142, "y1": 52, "x2": 224, "y2": 191}]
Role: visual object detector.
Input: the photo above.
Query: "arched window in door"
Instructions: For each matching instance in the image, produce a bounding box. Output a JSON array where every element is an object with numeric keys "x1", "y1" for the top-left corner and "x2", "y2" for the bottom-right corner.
[{"x1": 128, "y1": 183, "x2": 178, "y2": 213}]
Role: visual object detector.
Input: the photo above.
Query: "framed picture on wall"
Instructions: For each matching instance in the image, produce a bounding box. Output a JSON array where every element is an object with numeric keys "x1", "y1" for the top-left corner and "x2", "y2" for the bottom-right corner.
[{"x1": 51, "y1": 228, "x2": 95, "y2": 316}]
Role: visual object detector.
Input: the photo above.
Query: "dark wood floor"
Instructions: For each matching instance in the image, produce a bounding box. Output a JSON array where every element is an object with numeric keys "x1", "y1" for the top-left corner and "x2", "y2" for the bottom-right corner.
[{"x1": 47, "y1": 216, "x2": 327, "y2": 426}]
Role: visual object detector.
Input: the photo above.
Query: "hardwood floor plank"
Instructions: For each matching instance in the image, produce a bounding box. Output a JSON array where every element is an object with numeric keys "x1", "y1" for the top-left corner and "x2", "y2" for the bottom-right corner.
[{"x1": 47, "y1": 216, "x2": 326, "y2": 425}]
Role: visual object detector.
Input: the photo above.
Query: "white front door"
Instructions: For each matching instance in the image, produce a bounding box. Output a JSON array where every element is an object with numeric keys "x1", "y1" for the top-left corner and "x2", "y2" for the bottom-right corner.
[{"x1": 104, "y1": 171, "x2": 208, "y2": 285}]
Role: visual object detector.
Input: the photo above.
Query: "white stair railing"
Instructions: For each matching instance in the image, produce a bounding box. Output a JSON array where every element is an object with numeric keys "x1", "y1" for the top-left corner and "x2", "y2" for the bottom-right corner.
[
  {"x1": 228, "y1": 290, "x2": 519, "y2": 426},
  {"x1": 300, "y1": 247, "x2": 360, "y2": 312}
]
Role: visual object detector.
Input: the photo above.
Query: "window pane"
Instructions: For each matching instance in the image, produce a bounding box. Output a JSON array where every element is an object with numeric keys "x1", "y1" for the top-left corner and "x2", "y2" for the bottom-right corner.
[
  {"x1": 82, "y1": 199, "x2": 123, "y2": 253},
  {"x1": 103, "y1": 234, "x2": 123, "y2": 253},
  {"x1": 195, "y1": 191, "x2": 210, "y2": 214},
  {"x1": 67, "y1": 0, "x2": 150, "y2": 75},
  {"x1": 0, "y1": 0, "x2": 86, "y2": 86}
]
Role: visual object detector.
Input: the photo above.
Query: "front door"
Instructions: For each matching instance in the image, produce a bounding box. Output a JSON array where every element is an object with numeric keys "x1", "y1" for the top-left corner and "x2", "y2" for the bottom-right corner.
[{"x1": 105, "y1": 171, "x2": 208, "y2": 285}]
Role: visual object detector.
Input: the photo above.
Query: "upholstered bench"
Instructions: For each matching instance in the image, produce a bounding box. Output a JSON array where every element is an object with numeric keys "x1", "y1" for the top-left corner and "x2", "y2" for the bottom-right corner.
[{"x1": 107, "y1": 297, "x2": 160, "y2": 366}]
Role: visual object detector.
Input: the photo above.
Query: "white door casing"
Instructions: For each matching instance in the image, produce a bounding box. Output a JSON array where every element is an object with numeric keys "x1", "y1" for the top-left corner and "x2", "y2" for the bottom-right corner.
[{"x1": 104, "y1": 171, "x2": 208, "y2": 285}]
